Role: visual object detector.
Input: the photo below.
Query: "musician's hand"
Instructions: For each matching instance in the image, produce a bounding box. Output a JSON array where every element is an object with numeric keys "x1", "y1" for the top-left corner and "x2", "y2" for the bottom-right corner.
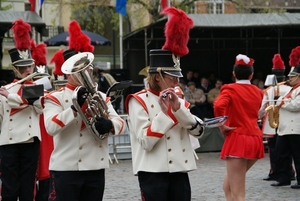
[
  {"x1": 159, "y1": 89, "x2": 180, "y2": 112},
  {"x1": 0, "y1": 88, "x2": 9, "y2": 98},
  {"x1": 77, "y1": 87, "x2": 88, "y2": 107},
  {"x1": 94, "y1": 117, "x2": 113, "y2": 134},
  {"x1": 218, "y1": 125, "x2": 236, "y2": 137}
]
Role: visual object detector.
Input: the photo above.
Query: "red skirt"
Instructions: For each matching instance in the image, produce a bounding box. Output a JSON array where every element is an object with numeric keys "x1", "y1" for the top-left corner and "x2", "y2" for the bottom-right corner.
[{"x1": 220, "y1": 132, "x2": 264, "y2": 160}]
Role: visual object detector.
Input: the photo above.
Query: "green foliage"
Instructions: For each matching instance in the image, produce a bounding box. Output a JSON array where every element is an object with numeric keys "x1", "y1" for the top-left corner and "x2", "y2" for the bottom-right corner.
[
  {"x1": 68, "y1": 0, "x2": 123, "y2": 34},
  {"x1": 0, "y1": 0, "x2": 12, "y2": 10}
]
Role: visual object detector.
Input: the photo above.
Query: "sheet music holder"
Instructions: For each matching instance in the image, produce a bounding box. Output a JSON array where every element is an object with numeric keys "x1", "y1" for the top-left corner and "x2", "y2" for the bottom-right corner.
[
  {"x1": 106, "y1": 80, "x2": 132, "y2": 102},
  {"x1": 22, "y1": 84, "x2": 44, "y2": 99}
]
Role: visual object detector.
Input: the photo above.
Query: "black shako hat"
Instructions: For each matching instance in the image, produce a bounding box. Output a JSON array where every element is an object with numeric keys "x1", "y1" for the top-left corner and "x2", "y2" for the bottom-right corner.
[
  {"x1": 288, "y1": 46, "x2": 300, "y2": 77},
  {"x1": 63, "y1": 49, "x2": 77, "y2": 62},
  {"x1": 148, "y1": 49, "x2": 183, "y2": 77},
  {"x1": 288, "y1": 65, "x2": 300, "y2": 77},
  {"x1": 8, "y1": 48, "x2": 35, "y2": 67}
]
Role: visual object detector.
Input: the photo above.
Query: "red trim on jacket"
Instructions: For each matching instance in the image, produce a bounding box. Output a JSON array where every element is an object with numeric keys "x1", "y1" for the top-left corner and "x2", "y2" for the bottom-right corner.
[
  {"x1": 10, "y1": 85, "x2": 28, "y2": 116},
  {"x1": 146, "y1": 125, "x2": 164, "y2": 138},
  {"x1": 125, "y1": 89, "x2": 148, "y2": 114},
  {"x1": 52, "y1": 114, "x2": 65, "y2": 127},
  {"x1": 44, "y1": 94, "x2": 61, "y2": 106}
]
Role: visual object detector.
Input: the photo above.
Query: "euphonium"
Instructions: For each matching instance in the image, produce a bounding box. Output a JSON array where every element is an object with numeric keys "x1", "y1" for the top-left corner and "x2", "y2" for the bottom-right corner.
[{"x1": 62, "y1": 52, "x2": 110, "y2": 142}]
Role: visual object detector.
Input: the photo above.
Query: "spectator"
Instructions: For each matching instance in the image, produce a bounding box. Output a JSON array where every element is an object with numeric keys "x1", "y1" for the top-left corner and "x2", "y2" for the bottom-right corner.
[
  {"x1": 94, "y1": 63, "x2": 117, "y2": 93},
  {"x1": 208, "y1": 72, "x2": 217, "y2": 87},
  {"x1": 94, "y1": 63, "x2": 122, "y2": 113},
  {"x1": 178, "y1": 78, "x2": 188, "y2": 93},
  {"x1": 192, "y1": 70, "x2": 201, "y2": 87},
  {"x1": 198, "y1": 77, "x2": 214, "y2": 118},
  {"x1": 183, "y1": 70, "x2": 194, "y2": 85},
  {"x1": 207, "y1": 79, "x2": 223, "y2": 106},
  {"x1": 257, "y1": 80, "x2": 265, "y2": 90},
  {"x1": 184, "y1": 81, "x2": 206, "y2": 119},
  {"x1": 199, "y1": 77, "x2": 213, "y2": 93}
]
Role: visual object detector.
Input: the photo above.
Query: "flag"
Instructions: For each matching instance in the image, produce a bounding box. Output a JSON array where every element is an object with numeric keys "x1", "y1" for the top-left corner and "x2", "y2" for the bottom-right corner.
[
  {"x1": 161, "y1": 0, "x2": 168, "y2": 10},
  {"x1": 116, "y1": 0, "x2": 127, "y2": 16},
  {"x1": 29, "y1": 0, "x2": 44, "y2": 14}
]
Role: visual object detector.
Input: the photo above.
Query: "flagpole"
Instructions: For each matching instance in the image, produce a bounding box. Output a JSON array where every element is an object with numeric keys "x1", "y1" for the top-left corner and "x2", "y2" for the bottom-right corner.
[{"x1": 119, "y1": 14, "x2": 123, "y2": 69}]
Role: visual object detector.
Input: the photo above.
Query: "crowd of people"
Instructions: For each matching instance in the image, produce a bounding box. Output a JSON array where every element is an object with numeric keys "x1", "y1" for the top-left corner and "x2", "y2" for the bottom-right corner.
[
  {"x1": 1, "y1": 7, "x2": 300, "y2": 201},
  {"x1": 179, "y1": 72, "x2": 223, "y2": 120}
]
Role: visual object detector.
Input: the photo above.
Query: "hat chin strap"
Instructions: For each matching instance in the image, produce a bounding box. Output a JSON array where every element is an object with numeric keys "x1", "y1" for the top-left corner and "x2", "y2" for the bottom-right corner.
[
  {"x1": 157, "y1": 67, "x2": 169, "y2": 90},
  {"x1": 12, "y1": 66, "x2": 25, "y2": 79}
]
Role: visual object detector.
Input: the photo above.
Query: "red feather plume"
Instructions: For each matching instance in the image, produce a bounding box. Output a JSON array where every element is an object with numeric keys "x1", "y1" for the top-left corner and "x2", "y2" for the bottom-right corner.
[
  {"x1": 31, "y1": 41, "x2": 47, "y2": 66},
  {"x1": 272, "y1": 54, "x2": 285, "y2": 69},
  {"x1": 68, "y1": 20, "x2": 94, "y2": 52},
  {"x1": 11, "y1": 19, "x2": 32, "y2": 50},
  {"x1": 289, "y1": 46, "x2": 300, "y2": 67},
  {"x1": 161, "y1": 7, "x2": 194, "y2": 57},
  {"x1": 50, "y1": 49, "x2": 65, "y2": 76}
]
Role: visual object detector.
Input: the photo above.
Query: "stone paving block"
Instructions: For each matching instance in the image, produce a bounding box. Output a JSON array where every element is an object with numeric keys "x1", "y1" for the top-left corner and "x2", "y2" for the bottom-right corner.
[{"x1": 104, "y1": 152, "x2": 299, "y2": 201}]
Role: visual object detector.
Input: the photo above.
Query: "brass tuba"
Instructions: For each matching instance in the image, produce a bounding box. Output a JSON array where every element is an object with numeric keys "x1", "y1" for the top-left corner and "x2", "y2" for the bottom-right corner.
[{"x1": 61, "y1": 52, "x2": 110, "y2": 142}]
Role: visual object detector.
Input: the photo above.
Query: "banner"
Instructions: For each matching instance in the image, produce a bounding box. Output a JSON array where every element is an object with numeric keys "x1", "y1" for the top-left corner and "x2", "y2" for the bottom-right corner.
[
  {"x1": 116, "y1": 0, "x2": 127, "y2": 16},
  {"x1": 29, "y1": 0, "x2": 44, "y2": 14}
]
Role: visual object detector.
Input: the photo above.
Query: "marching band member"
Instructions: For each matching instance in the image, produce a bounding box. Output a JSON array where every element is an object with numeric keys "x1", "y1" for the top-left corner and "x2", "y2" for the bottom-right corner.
[
  {"x1": 125, "y1": 7, "x2": 204, "y2": 201},
  {"x1": 258, "y1": 54, "x2": 295, "y2": 182},
  {"x1": 43, "y1": 34, "x2": 125, "y2": 201},
  {"x1": 34, "y1": 47, "x2": 76, "y2": 201},
  {"x1": 30, "y1": 40, "x2": 53, "y2": 201},
  {"x1": 0, "y1": 19, "x2": 42, "y2": 201},
  {"x1": 272, "y1": 46, "x2": 300, "y2": 189},
  {"x1": 214, "y1": 54, "x2": 264, "y2": 201},
  {"x1": 51, "y1": 49, "x2": 75, "y2": 90}
]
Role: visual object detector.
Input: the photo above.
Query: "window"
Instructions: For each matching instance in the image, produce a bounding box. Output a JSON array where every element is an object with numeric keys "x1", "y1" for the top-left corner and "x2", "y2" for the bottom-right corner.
[
  {"x1": 216, "y1": 3, "x2": 223, "y2": 14},
  {"x1": 207, "y1": 0, "x2": 224, "y2": 14}
]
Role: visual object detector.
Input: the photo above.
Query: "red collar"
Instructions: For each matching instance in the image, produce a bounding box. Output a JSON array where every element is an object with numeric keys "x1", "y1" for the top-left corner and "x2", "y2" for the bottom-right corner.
[
  {"x1": 147, "y1": 88, "x2": 160, "y2": 96},
  {"x1": 13, "y1": 79, "x2": 34, "y2": 85},
  {"x1": 65, "y1": 83, "x2": 77, "y2": 91}
]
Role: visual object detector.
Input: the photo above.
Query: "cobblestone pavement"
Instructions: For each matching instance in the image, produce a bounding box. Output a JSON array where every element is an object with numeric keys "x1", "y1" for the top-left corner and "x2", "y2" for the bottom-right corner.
[{"x1": 104, "y1": 152, "x2": 299, "y2": 201}]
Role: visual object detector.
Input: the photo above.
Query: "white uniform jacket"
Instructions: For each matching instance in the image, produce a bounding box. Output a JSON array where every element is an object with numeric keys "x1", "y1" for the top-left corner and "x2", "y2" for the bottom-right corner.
[
  {"x1": 276, "y1": 84, "x2": 300, "y2": 136},
  {"x1": 125, "y1": 89, "x2": 204, "y2": 175},
  {"x1": 259, "y1": 84, "x2": 291, "y2": 135},
  {"x1": 43, "y1": 84, "x2": 125, "y2": 171},
  {"x1": 0, "y1": 81, "x2": 42, "y2": 145}
]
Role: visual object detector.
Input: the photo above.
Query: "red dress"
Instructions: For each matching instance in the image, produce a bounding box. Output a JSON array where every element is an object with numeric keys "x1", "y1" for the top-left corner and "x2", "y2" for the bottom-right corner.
[{"x1": 214, "y1": 82, "x2": 264, "y2": 160}]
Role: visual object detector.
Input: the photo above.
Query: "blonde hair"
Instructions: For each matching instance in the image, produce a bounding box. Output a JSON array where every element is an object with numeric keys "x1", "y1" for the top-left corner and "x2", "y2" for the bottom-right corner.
[{"x1": 147, "y1": 73, "x2": 161, "y2": 92}]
